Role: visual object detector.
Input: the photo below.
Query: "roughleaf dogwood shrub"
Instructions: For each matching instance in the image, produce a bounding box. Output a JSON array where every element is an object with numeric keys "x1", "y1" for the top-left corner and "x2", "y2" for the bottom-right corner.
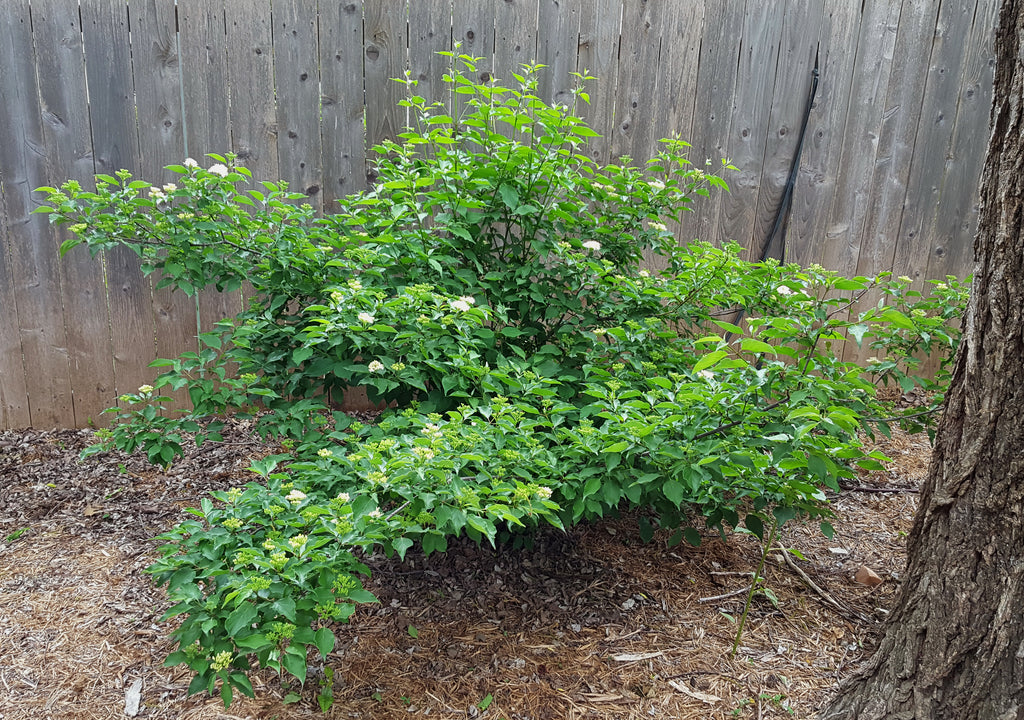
[{"x1": 38, "y1": 57, "x2": 968, "y2": 708}]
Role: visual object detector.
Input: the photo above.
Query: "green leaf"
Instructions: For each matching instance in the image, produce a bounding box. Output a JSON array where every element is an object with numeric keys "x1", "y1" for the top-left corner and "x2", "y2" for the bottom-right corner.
[
  {"x1": 478, "y1": 694, "x2": 494, "y2": 710},
  {"x1": 693, "y1": 349, "x2": 728, "y2": 373},
  {"x1": 230, "y1": 673, "x2": 255, "y2": 698},
  {"x1": 292, "y1": 347, "x2": 314, "y2": 364},
  {"x1": 220, "y1": 681, "x2": 233, "y2": 707},
  {"x1": 820, "y1": 521, "x2": 835, "y2": 540},
  {"x1": 407, "y1": 624, "x2": 419, "y2": 638},
  {"x1": 225, "y1": 603, "x2": 257, "y2": 638},
  {"x1": 683, "y1": 527, "x2": 703, "y2": 547},
  {"x1": 662, "y1": 479, "x2": 685, "y2": 507},
  {"x1": 498, "y1": 183, "x2": 519, "y2": 211},
  {"x1": 314, "y1": 627, "x2": 335, "y2": 658},
  {"x1": 745, "y1": 514, "x2": 764, "y2": 540},
  {"x1": 602, "y1": 441, "x2": 629, "y2": 453},
  {"x1": 740, "y1": 339, "x2": 775, "y2": 355},
  {"x1": 282, "y1": 647, "x2": 308, "y2": 685}
]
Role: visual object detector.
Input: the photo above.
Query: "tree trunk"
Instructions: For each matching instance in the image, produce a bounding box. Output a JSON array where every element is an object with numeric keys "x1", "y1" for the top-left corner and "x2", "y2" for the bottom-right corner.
[{"x1": 821, "y1": 2, "x2": 1024, "y2": 718}]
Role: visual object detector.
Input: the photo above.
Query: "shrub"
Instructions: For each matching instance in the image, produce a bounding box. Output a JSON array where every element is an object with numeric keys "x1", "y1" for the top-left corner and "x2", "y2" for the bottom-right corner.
[{"x1": 38, "y1": 57, "x2": 968, "y2": 708}]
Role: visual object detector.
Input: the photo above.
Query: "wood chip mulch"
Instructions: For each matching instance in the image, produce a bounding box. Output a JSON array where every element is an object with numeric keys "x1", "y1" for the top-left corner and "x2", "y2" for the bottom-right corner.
[{"x1": 0, "y1": 418, "x2": 930, "y2": 719}]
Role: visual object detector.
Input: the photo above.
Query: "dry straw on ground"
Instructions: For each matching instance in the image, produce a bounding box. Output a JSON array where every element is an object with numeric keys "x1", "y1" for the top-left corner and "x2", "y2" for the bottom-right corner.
[{"x1": 0, "y1": 420, "x2": 929, "y2": 719}]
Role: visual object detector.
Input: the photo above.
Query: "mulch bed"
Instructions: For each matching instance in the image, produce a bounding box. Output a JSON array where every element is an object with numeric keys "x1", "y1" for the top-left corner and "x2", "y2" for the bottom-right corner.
[{"x1": 0, "y1": 419, "x2": 929, "y2": 719}]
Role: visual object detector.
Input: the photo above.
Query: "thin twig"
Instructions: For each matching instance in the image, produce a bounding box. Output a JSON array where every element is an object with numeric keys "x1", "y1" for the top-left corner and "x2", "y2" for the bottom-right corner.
[
  {"x1": 699, "y1": 585, "x2": 752, "y2": 603},
  {"x1": 772, "y1": 546, "x2": 872, "y2": 624}
]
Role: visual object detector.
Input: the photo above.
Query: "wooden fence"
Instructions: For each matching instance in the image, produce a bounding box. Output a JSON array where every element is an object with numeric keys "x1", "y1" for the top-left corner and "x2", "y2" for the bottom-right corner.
[{"x1": 0, "y1": 0, "x2": 998, "y2": 429}]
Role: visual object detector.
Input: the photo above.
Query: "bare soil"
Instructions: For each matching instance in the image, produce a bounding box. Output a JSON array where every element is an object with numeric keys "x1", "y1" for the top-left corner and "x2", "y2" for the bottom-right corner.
[{"x1": 0, "y1": 419, "x2": 929, "y2": 720}]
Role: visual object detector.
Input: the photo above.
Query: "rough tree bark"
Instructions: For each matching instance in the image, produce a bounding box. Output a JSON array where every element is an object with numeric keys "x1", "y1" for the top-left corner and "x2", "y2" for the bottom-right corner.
[{"x1": 821, "y1": 2, "x2": 1024, "y2": 718}]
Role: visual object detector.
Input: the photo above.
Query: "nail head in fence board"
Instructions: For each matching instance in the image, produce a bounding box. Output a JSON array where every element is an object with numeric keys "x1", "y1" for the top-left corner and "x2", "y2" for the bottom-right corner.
[
  {"x1": 454, "y1": 0, "x2": 496, "y2": 81},
  {"x1": 320, "y1": 0, "x2": 367, "y2": 205},
  {"x1": 0, "y1": 0, "x2": 75, "y2": 427},
  {"x1": 178, "y1": 0, "x2": 243, "y2": 335},
  {"x1": 33, "y1": 0, "x2": 118, "y2": 426},
  {"x1": 225, "y1": 0, "x2": 279, "y2": 185},
  {"x1": 81, "y1": 0, "x2": 162, "y2": 402},
  {"x1": 273, "y1": 0, "x2": 323, "y2": 213},
  {"x1": 576, "y1": 0, "x2": 623, "y2": 166},
  {"x1": 536, "y1": 0, "x2": 581, "y2": 106},
  {"x1": 611, "y1": 0, "x2": 665, "y2": 164},
  {"x1": 817, "y1": 0, "x2": 902, "y2": 277},
  {"x1": 130, "y1": 0, "x2": 200, "y2": 413},
  {"x1": 363, "y1": 0, "x2": 408, "y2": 163},
  {"x1": 923, "y1": 0, "x2": 996, "y2": 286},
  {"x1": 689, "y1": 0, "x2": 749, "y2": 248},
  {"x1": 494, "y1": 0, "x2": 539, "y2": 85},
  {"x1": 718, "y1": 3, "x2": 788, "y2": 261},
  {"x1": 788, "y1": 2, "x2": 863, "y2": 269},
  {"x1": 409, "y1": 0, "x2": 454, "y2": 109},
  {"x1": 749, "y1": 0, "x2": 824, "y2": 264}
]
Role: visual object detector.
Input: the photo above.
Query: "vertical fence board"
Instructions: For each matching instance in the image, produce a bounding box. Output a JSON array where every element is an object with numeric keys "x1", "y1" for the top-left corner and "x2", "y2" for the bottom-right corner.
[
  {"x1": 0, "y1": 0, "x2": 75, "y2": 428},
  {"x1": 177, "y1": 0, "x2": 243, "y2": 336},
  {"x1": 891, "y1": 0, "x2": 978, "y2": 285},
  {"x1": 923, "y1": 0, "x2": 997, "y2": 284},
  {"x1": 129, "y1": 0, "x2": 199, "y2": 412},
  {"x1": 576, "y1": 0, "x2": 622, "y2": 165},
  {"x1": 536, "y1": 0, "x2": 581, "y2": 105},
  {"x1": 610, "y1": 0, "x2": 663, "y2": 164},
  {"x1": 81, "y1": 0, "x2": 159, "y2": 402},
  {"x1": 0, "y1": 203, "x2": 30, "y2": 428},
  {"x1": 817, "y1": 1, "x2": 901, "y2": 276},
  {"x1": 273, "y1": 0, "x2": 323, "y2": 209},
  {"x1": 688, "y1": 1, "x2": 748, "y2": 247},
  {"x1": 364, "y1": 0, "x2": 408, "y2": 164},
  {"x1": 320, "y1": 0, "x2": 367, "y2": 205},
  {"x1": 33, "y1": 0, "x2": 117, "y2": 424},
  {"x1": 225, "y1": 0, "x2": 279, "y2": 184},
  {"x1": 454, "y1": 0, "x2": 495, "y2": 81},
  {"x1": 719, "y1": 3, "x2": 787, "y2": 259},
  {"x1": 749, "y1": 0, "x2": 824, "y2": 262},
  {"x1": 494, "y1": 0, "x2": 539, "y2": 84},
  {"x1": 0, "y1": 0, "x2": 36, "y2": 428},
  {"x1": 854, "y1": 0, "x2": 939, "y2": 281},
  {"x1": 651, "y1": 1, "x2": 703, "y2": 153},
  {"x1": 787, "y1": 2, "x2": 863, "y2": 268},
  {"x1": 409, "y1": 0, "x2": 453, "y2": 108}
]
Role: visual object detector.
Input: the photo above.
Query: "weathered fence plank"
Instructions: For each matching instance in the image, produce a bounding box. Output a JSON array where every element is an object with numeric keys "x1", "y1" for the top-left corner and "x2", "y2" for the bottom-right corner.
[
  {"x1": 576, "y1": 0, "x2": 623, "y2": 166},
  {"x1": 494, "y1": 0, "x2": 539, "y2": 85},
  {"x1": 922, "y1": 0, "x2": 997, "y2": 284},
  {"x1": 610, "y1": 0, "x2": 664, "y2": 164},
  {"x1": 177, "y1": 0, "x2": 244, "y2": 335},
  {"x1": 454, "y1": 0, "x2": 495, "y2": 80},
  {"x1": 129, "y1": 0, "x2": 199, "y2": 413},
  {"x1": 273, "y1": 0, "x2": 324, "y2": 209},
  {"x1": 363, "y1": 0, "x2": 408, "y2": 159},
  {"x1": 409, "y1": 0, "x2": 454, "y2": 109},
  {"x1": 0, "y1": 0, "x2": 74, "y2": 428},
  {"x1": 32, "y1": 0, "x2": 117, "y2": 425},
  {"x1": 787, "y1": 2, "x2": 863, "y2": 269},
  {"x1": 81, "y1": 0, "x2": 159, "y2": 404},
  {"x1": 536, "y1": 0, "x2": 581, "y2": 106},
  {"x1": 688, "y1": 1, "x2": 748, "y2": 247},
  {"x1": 719, "y1": 3, "x2": 788, "y2": 262},
  {"x1": 749, "y1": 0, "x2": 824, "y2": 262},
  {"x1": 320, "y1": 0, "x2": 367, "y2": 205},
  {"x1": 224, "y1": 0, "x2": 279, "y2": 184}
]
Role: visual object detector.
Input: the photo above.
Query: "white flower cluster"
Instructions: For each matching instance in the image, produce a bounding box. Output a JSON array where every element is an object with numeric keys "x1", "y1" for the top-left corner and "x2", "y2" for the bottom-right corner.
[
  {"x1": 367, "y1": 360, "x2": 385, "y2": 373},
  {"x1": 358, "y1": 312, "x2": 375, "y2": 324},
  {"x1": 286, "y1": 489, "x2": 307, "y2": 505},
  {"x1": 582, "y1": 240, "x2": 602, "y2": 252}
]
